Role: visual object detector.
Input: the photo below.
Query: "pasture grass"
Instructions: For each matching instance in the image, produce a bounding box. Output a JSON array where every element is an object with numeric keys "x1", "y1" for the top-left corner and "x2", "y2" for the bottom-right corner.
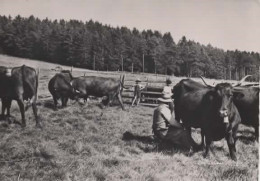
[
  {"x1": 0, "y1": 99, "x2": 258, "y2": 181},
  {"x1": 0, "y1": 54, "x2": 258, "y2": 180}
]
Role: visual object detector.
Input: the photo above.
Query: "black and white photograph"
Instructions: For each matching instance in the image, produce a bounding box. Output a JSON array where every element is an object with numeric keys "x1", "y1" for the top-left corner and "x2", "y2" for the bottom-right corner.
[{"x1": 0, "y1": 0, "x2": 259, "y2": 180}]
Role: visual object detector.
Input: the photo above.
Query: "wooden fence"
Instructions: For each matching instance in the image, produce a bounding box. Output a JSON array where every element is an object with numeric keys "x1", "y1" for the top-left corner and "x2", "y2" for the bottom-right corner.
[{"x1": 122, "y1": 79, "x2": 165, "y2": 106}]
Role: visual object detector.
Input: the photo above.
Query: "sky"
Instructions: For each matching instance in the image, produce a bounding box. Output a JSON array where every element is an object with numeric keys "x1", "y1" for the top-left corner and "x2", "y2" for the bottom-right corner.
[{"x1": 1, "y1": 0, "x2": 260, "y2": 53}]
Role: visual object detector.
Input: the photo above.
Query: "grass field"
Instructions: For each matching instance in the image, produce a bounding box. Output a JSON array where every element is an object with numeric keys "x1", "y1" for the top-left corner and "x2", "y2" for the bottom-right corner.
[{"x1": 0, "y1": 55, "x2": 258, "y2": 181}]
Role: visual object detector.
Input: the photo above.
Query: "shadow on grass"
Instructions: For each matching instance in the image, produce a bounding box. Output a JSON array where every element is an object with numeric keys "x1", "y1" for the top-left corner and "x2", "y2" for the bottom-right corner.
[
  {"x1": 42, "y1": 100, "x2": 57, "y2": 110},
  {"x1": 237, "y1": 135, "x2": 256, "y2": 144},
  {"x1": 0, "y1": 115, "x2": 22, "y2": 127},
  {"x1": 122, "y1": 131, "x2": 194, "y2": 156},
  {"x1": 237, "y1": 128, "x2": 255, "y2": 135},
  {"x1": 41, "y1": 99, "x2": 76, "y2": 110},
  {"x1": 122, "y1": 131, "x2": 154, "y2": 144}
]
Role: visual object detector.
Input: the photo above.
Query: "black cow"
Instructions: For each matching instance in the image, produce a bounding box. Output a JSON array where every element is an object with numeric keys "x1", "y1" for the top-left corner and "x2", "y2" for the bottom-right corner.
[
  {"x1": 48, "y1": 71, "x2": 77, "y2": 109},
  {"x1": 71, "y1": 75, "x2": 125, "y2": 110},
  {"x1": 0, "y1": 65, "x2": 39, "y2": 127},
  {"x1": 201, "y1": 75, "x2": 259, "y2": 141},
  {"x1": 233, "y1": 86, "x2": 259, "y2": 141},
  {"x1": 173, "y1": 79, "x2": 207, "y2": 122},
  {"x1": 173, "y1": 80, "x2": 241, "y2": 160}
]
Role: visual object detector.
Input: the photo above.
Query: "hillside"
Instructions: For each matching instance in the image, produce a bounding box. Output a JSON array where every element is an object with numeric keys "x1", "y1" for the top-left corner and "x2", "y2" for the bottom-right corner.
[{"x1": 0, "y1": 54, "x2": 87, "y2": 72}]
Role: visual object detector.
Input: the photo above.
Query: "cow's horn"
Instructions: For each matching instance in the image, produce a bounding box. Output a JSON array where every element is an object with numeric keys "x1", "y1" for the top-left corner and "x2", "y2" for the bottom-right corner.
[
  {"x1": 75, "y1": 89, "x2": 80, "y2": 93},
  {"x1": 200, "y1": 76, "x2": 213, "y2": 88},
  {"x1": 233, "y1": 75, "x2": 252, "y2": 87}
]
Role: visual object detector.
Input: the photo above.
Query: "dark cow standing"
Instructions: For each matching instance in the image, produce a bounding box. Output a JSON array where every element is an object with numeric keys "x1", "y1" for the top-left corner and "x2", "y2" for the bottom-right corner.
[
  {"x1": 200, "y1": 76, "x2": 259, "y2": 141},
  {"x1": 71, "y1": 75, "x2": 125, "y2": 110},
  {"x1": 201, "y1": 83, "x2": 241, "y2": 160},
  {"x1": 48, "y1": 71, "x2": 76, "y2": 109},
  {"x1": 173, "y1": 80, "x2": 241, "y2": 160},
  {"x1": 233, "y1": 86, "x2": 259, "y2": 141},
  {"x1": 0, "y1": 65, "x2": 39, "y2": 127},
  {"x1": 173, "y1": 79, "x2": 207, "y2": 123}
]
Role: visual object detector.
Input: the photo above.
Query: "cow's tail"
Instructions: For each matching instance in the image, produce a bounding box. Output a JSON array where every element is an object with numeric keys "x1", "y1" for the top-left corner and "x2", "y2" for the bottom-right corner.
[
  {"x1": 21, "y1": 65, "x2": 26, "y2": 97},
  {"x1": 36, "y1": 68, "x2": 39, "y2": 101},
  {"x1": 22, "y1": 65, "x2": 38, "y2": 102},
  {"x1": 21, "y1": 65, "x2": 29, "y2": 109}
]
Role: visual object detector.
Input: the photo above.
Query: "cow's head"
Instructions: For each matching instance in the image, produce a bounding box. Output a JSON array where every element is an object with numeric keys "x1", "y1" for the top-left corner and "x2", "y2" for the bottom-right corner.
[
  {"x1": 211, "y1": 83, "x2": 234, "y2": 118},
  {"x1": 70, "y1": 89, "x2": 80, "y2": 100},
  {"x1": 69, "y1": 80, "x2": 81, "y2": 100}
]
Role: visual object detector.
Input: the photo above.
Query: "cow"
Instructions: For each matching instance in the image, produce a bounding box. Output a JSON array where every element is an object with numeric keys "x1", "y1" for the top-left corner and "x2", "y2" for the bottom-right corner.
[
  {"x1": 0, "y1": 65, "x2": 40, "y2": 128},
  {"x1": 232, "y1": 86, "x2": 259, "y2": 141},
  {"x1": 201, "y1": 75, "x2": 259, "y2": 141},
  {"x1": 173, "y1": 80, "x2": 241, "y2": 160},
  {"x1": 48, "y1": 70, "x2": 77, "y2": 109},
  {"x1": 71, "y1": 75, "x2": 125, "y2": 110},
  {"x1": 173, "y1": 79, "x2": 207, "y2": 122}
]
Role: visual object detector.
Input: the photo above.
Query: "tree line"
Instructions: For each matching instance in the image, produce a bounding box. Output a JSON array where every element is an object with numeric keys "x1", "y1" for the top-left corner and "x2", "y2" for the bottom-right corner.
[{"x1": 0, "y1": 15, "x2": 259, "y2": 80}]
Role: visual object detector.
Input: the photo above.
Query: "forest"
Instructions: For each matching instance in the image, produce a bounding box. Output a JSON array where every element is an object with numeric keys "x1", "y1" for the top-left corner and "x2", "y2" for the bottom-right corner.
[{"x1": 0, "y1": 15, "x2": 259, "y2": 80}]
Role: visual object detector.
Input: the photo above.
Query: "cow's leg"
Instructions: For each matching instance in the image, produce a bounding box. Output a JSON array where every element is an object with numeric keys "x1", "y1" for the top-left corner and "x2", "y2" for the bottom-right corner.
[
  {"x1": 225, "y1": 131, "x2": 237, "y2": 161},
  {"x1": 107, "y1": 94, "x2": 114, "y2": 107},
  {"x1": 200, "y1": 130, "x2": 205, "y2": 149},
  {"x1": 5, "y1": 99, "x2": 12, "y2": 117},
  {"x1": 61, "y1": 97, "x2": 66, "y2": 107},
  {"x1": 31, "y1": 98, "x2": 40, "y2": 128},
  {"x1": 17, "y1": 99, "x2": 26, "y2": 127},
  {"x1": 64, "y1": 97, "x2": 69, "y2": 106},
  {"x1": 52, "y1": 95, "x2": 58, "y2": 110},
  {"x1": 233, "y1": 134, "x2": 237, "y2": 153},
  {"x1": 1, "y1": 98, "x2": 12, "y2": 116},
  {"x1": 255, "y1": 125, "x2": 259, "y2": 142},
  {"x1": 1, "y1": 99, "x2": 6, "y2": 117},
  {"x1": 117, "y1": 93, "x2": 125, "y2": 110},
  {"x1": 203, "y1": 137, "x2": 212, "y2": 158},
  {"x1": 84, "y1": 95, "x2": 89, "y2": 104},
  {"x1": 102, "y1": 96, "x2": 109, "y2": 106},
  {"x1": 25, "y1": 100, "x2": 31, "y2": 111}
]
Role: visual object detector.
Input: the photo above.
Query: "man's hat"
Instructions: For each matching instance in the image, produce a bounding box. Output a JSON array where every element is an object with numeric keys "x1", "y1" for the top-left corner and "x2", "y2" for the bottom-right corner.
[
  {"x1": 157, "y1": 90, "x2": 173, "y2": 103},
  {"x1": 135, "y1": 78, "x2": 141, "y2": 82}
]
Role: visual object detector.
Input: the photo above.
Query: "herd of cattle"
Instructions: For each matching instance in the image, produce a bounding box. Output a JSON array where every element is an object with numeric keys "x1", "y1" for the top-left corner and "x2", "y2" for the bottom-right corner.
[{"x1": 0, "y1": 65, "x2": 259, "y2": 161}]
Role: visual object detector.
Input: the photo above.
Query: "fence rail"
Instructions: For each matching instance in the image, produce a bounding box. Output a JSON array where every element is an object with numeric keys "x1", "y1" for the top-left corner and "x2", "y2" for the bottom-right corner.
[{"x1": 122, "y1": 88, "x2": 163, "y2": 106}]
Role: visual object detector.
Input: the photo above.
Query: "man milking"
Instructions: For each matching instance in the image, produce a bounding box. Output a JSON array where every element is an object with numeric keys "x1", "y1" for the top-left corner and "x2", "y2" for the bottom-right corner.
[{"x1": 152, "y1": 90, "x2": 199, "y2": 151}]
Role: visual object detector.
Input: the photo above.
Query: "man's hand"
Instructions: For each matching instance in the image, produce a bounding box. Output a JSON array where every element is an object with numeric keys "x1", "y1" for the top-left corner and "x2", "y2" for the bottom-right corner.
[{"x1": 168, "y1": 114, "x2": 183, "y2": 129}]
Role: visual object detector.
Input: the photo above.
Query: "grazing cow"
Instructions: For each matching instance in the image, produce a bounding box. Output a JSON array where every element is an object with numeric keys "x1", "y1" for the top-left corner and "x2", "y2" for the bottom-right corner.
[
  {"x1": 48, "y1": 71, "x2": 77, "y2": 109},
  {"x1": 173, "y1": 80, "x2": 241, "y2": 160},
  {"x1": 0, "y1": 65, "x2": 39, "y2": 128},
  {"x1": 71, "y1": 75, "x2": 125, "y2": 110}
]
